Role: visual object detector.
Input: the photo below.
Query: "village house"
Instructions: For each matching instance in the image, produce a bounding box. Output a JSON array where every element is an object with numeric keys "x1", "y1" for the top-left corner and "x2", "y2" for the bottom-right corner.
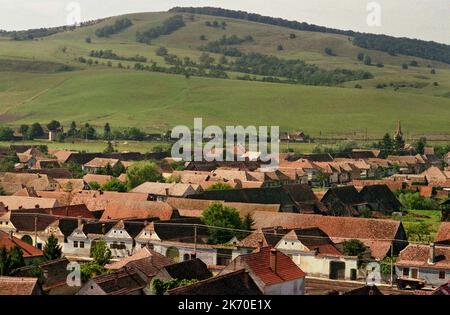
[
  {"x1": 77, "y1": 266, "x2": 148, "y2": 295},
  {"x1": 0, "y1": 230, "x2": 44, "y2": 264},
  {"x1": 237, "y1": 228, "x2": 359, "y2": 281},
  {"x1": 359, "y1": 184, "x2": 403, "y2": 215},
  {"x1": 320, "y1": 186, "x2": 369, "y2": 216},
  {"x1": 0, "y1": 172, "x2": 59, "y2": 194},
  {"x1": 220, "y1": 247, "x2": 306, "y2": 295},
  {"x1": 251, "y1": 212, "x2": 408, "y2": 260},
  {"x1": 105, "y1": 247, "x2": 175, "y2": 284},
  {"x1": 395, "y1": 243, "x2": 449, "y2": 288},
  {"x1": 82, "y1": 157, "x2": 122, "y2": 174}
]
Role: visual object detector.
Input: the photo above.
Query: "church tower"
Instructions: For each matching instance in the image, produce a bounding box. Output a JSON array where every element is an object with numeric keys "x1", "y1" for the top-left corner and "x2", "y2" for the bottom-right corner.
[{"x1": 394, "y1": 120, "x2": 403, "y2": 141}]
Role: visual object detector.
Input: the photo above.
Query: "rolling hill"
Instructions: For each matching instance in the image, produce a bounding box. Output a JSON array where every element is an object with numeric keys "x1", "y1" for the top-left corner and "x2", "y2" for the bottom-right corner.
[{"x1": 0, "y1": 8, "x2": 449, "y2": 139}]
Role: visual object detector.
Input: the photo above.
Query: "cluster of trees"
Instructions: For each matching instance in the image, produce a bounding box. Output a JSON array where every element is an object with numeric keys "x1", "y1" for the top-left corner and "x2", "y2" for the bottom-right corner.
[
  {"x1": 133, "y1": 60, "x2": 229, "y2": 80},
  {"x1": 95, "y1": 18, "x2": 133, "y2": 37},
  {"x1": 201, "y1": 203, "x2": 254, "y2": 244},
  {"x1": 170, "y1": 7, "x2": 450, "y2": 65},
  {"x1": 1, "y1": 19, "x2": 107, "y2": 41},
  {"x1": 353, "y1": 34, "x2": 450, "y2": 65},
  {"x1": 324, "y1": 47, "x2": 335, "y2": 56},
  {"x1": 0, "y1": 152, "x2": 18, "y2": 172},
  {"x1": 89, "y1": 50, "x2": 147, "y2": 62},
  {"x1": 136, "y1": 15, "x2": 185, "y2": 44},
  {"x1": 373, "y1": 133, "x2": 405, "y2": 156},
  {"x1": 397, "y1": 191, "x2": 440, "y2": 210},
  {"x1": 231, "y1": 53, "x2": 373, "y2": 86},
  {"x1": 205, "y1": 20, "x2": 227, "y2": 29},
  {"x1": 170, "y1": 7, "x2": 355, "y2": 37},
  {"x1": 199, "y1": 35, "x2": 253, "y2": 57},
  {"x1": 80, "y1": 240, "x2": 112, "y2": 282}
]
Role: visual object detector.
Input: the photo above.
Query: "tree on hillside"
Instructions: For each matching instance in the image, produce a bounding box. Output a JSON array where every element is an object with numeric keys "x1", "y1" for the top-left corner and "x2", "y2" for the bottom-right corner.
[
  {"x1": 28, "y1": 123, "x2": 44, "y2": 139},
  {"x1": 201, "y1": 203, "x2": 246, "y2": 244},
  {"x1": 156, "y1": 46, "x2": 168, "y2": 56},
  {"x1": 68, "y1": 121, "x2": 78, "y2": 137},
  {"x1": 126, "y1": 161, "x2": 164, "y2": 189},
  {"x1": 0, "y1": 127, "x2": 14, "y2": 141},
  {"x1": 47, "y1": 120, "x2": 61, "y2": 131},
  {"x1": 103, "y1": 123, "x2": 111, "y2": 140},
  {"x1": 363, "y1": 55, "x2": 372, "y2": 65},
  {"x1": 43, "y1": 234, "x2": 62, "y2": 261},
  {"x1": 357, "y1": 52, "x2": 365, "y2": 61},
  {"x1": 19, "y1": 125, "x2": 29, "y2": 139}
]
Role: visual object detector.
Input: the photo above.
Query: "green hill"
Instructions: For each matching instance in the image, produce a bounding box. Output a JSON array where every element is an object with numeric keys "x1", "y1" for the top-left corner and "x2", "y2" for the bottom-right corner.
[{"x1": 0, "y1": 9, "x2": 449, "y2": 138}]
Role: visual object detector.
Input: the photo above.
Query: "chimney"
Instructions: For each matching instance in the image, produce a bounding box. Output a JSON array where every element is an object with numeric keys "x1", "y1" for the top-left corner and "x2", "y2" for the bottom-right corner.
[
  {"x1": 428, "y1": 243, "x2": 435, "y2": 264},
  {"x1": 35, "y1": 204, "x2": 40, "y2": 208},
  {"x1": 269, "y1": 248, "x2": 278, "y2": 273},
  {"x1": 165, "y1": 188, "x2": 170, "y2": 196},
  {"x1": 77, "y1": 216, "x2": 82, "y2": 229},
  {"x1": 101, "y1": 223, "x2": 106, "y2": 234}
]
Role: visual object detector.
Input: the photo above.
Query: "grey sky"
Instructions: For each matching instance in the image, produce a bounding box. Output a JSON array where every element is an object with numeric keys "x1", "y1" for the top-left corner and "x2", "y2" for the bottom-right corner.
[{"x1": 1, "y1": 0, "x2": 449, "y2": 44}]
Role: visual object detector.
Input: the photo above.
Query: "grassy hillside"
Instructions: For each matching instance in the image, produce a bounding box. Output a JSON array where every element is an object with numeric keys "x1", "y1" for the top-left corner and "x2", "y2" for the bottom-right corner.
[{"x1": 0, "y1": 11, "x2": 449, "y2": 138}]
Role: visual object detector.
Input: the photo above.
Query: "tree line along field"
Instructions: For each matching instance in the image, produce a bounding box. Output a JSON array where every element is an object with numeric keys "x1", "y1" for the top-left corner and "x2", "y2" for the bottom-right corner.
[{"x1": 0, "y1": 11, "x2": 450, "y2": 138}]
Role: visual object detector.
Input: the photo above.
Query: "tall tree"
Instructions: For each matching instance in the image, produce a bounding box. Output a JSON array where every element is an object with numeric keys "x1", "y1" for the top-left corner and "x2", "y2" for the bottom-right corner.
[
  {"x1": 43, "y1": 234, "x2": 62, "y2": 260},
  {"x1": 90, "y1": 240, "x2": 111, "y2": 266},
  {"x1": 47, "y1": 120, "x2": 61, "y2": 131},
  {"x1": 103, "y1": 123, "x2": 111, "y2": 140},
  {"x1": 126, "y1": 161, "x2": 163, "y2": 189},
  {"x1": 201, "y1": 203, "x2": 245, "y2": 244}
]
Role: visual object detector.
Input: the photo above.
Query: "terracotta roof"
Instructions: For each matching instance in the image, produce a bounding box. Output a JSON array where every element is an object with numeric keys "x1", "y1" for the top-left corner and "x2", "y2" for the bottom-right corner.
[
  {"x1": 14, "y1": 204, "x2": 95, "y2": 219},
  {"x1": 396, "y1": 244, "x2": 450, "y2": 270},
  {"x1": 233, "y1": 247, "x2": 306, "y2": 286},
  {"x1": 0, "y1": 277, "x2": 40, "y2": 295},
  {"x1": 52, "y1": 150, "x2": 77, "y2": 163},
  {"x1": 83, "y1": 174, "x2": 113, "y2": 186},
  {"x1": 70, "y1": 190, "x2": 149, "y2": 211},
  {"x1": 84, "y1": 158, "x2": 120, "y2": 168},
  {"x1": 130, "y1": 182, "x2": 200, "y2": 197},
  {"x1": 421, "y1": 166, "x2": 449, "y2": 184},
  {"x1": 435, "y1": 222, "x2": 450, "y2": 243},
  {"x1": 352, "y1": 180, "x2": 403, "y2": 192},
  {"x1": 0, "y1": 196, "x2": 58, "y2": 210},
  {"x1": 0, "y1": 230, "x2": 44, "y2": 257},
  {"x1": 167, "y1": 269, "x2": 262, "y2": 295},
  {"x1": 14, "y1": 188, "x2": 72, "y2": 206},
  {"x1": 100, "y1": 200, "x2": 175, "y2": 221},
  {"x1": 251, "y1": 212, "x2": 404, "y2": 259}
]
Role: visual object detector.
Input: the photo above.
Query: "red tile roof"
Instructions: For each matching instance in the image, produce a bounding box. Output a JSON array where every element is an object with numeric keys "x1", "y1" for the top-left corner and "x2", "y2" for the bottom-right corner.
[
  {"x1": 435, "y1": 222, "x2": 450, "y2": 243},
  {"x1": 237, "y1": 247, "x2": 305, "y2": 286},
  {"x1": 0, "y1": 230, "x2": 43, "y2": 258},
  {"x1": 396, "y1": 244, "x2": 450, "y2": 270}
]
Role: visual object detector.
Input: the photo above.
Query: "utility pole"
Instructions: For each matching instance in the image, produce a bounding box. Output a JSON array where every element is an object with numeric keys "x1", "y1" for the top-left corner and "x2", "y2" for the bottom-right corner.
[
  {"x1": 193, "y1": 224, "x2": 197, "y2": 257},
  {"x1": 390, "y1": 244, "x2": 394, "y2": 287},
  {"x1": 34, "y1": 215, "x2": 38, "y2": 248}
]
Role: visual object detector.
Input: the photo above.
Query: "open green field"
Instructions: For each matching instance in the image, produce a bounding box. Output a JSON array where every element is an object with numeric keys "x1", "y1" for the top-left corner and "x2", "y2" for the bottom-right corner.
[
  {"x1": 1, "y1": 11, "x2": 450, "y2": 137},
  {"x1": 393, "y1": 210, "x2": 442, "y2": 243},
  {"x1": 0, "y1": 140, "x2": 319, "y2": 154}
]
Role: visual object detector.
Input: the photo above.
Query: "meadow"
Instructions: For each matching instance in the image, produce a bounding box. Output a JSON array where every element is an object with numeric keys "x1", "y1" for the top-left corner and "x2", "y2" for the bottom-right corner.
[{"x1": 0, "y1": 11, "x2": 449, "y2": 138}]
